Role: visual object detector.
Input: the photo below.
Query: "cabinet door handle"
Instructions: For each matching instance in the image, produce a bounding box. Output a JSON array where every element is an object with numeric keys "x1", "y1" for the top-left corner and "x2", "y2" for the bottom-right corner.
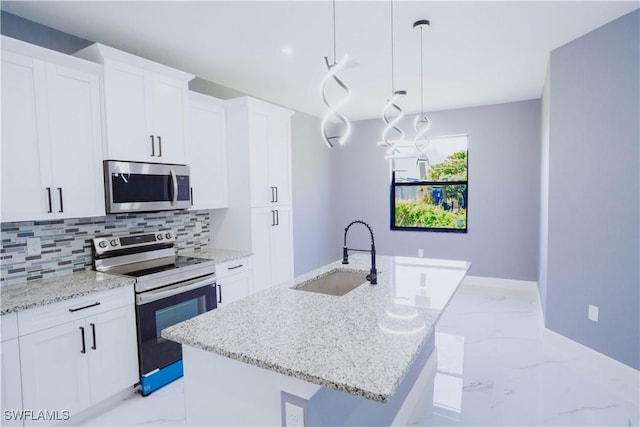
[
  {"x1": 276, "y1": 209, "x2": 280, "y2": 226},
  {"x1": 227, "y1": 264, "x2": 243, "y2": 270},
  {"x1": 90, "y1": 323, "x2": 97, "y2": 350},
  {"x1": 79, "y1": 326, "x2": 86, "y2": 354},
  {"x1": 57, "y1": 188, "x2": 64, "y2": 213},
  {"x1": 274, "y1": 186, "x2": 278, "y2": 203},
  {"x1": 157, "y1": 136, "x2": 162, "y2": 157},
  {"x1": 46, "y1": 187, "x2": 53, "y2": 213},
  {"x1": 150, "y1": 135, "x2": 155, "y2": 156},
  {"x1": 271, "y1": 210, "x2": 276, "y2": 226},
  {"x1": 69, "y1": 302, "x2": 101, "y2": 312},
  {"x1": 270, "y1": 187, "x2": 275, "y2": 203},
  {"x1": 217, "y1": 284, "x2": 222, "y2": 304}
]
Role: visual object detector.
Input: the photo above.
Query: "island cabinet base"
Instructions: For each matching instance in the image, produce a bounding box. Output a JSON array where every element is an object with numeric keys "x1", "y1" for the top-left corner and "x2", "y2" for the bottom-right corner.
[{"x1": 181, "y1": 331, "x2": 437, "y2": 426}]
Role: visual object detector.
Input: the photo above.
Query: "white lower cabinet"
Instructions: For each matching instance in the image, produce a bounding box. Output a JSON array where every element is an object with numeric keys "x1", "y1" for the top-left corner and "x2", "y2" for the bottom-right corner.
[
  {"x1": 216, "y1": 258, "x2": 252, "y2": 307},
  {"x1": 1, "y1": 313, "x2": 23, "y2": 427},
  {"x1": 19, "y1": 320, "x2": 91, "y2": 421},
  {"x1": 85, "y1": 306, "x2": 138, "y2": 404},
  {"x1": 16, "y1": 287, "x2": 138, "y2": 426},
  {"x1": 251, "y1": 207, "x2": 293, "y2": 293}
]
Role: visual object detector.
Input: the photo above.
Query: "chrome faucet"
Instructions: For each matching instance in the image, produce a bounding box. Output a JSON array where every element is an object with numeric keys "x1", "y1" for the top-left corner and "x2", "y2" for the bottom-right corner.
[{"x1": 342, "y1": 220, "x2": 377, "y2": 285}]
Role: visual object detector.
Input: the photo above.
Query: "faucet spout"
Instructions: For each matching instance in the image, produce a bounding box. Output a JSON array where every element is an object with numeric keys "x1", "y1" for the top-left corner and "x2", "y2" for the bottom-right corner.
[{"x1": 342, "y1": 220, "x2": 378, "y2": 285}]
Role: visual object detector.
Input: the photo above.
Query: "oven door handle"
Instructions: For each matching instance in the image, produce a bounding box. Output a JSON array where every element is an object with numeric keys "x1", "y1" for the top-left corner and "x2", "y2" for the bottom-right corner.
[{"x1": 136, "y1": 275, "x2": 216, "y2": 305}]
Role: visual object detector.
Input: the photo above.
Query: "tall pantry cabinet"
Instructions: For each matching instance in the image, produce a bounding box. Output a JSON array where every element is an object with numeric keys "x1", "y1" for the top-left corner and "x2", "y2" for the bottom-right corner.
[{"x1": 211, "y1": 97, "x2": 294, "y2": 293}]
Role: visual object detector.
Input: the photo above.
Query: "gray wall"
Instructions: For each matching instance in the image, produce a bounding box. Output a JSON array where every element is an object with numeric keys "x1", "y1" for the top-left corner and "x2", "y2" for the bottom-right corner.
[
  {"x1": 539, "y1": 67, "x2": 551, "y2": 317},
  {"x1": 543, "y1": 10, "x2": 639, "y2": 370},
  {"x1": 0, "y1": 11, "x2": 90, "y2": 53},
  {"x1": 1, "y1": 11, "x2": 336, "y2": 277},
  {"x1": 334, "y1": 100, "x2": 541, "y2": 281}
]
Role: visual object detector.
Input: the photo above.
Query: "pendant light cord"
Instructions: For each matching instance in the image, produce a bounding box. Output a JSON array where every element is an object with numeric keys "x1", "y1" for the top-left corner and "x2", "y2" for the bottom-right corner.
[
  {"x1": 332, "y1": 0, "x2": 337, "y2": 65},
  {"x1": 390, "y1": 0, "x2": 394, "y2": 94},
  {"x1": 420, "y1": 26, "x2": 424, "y2": 116}
]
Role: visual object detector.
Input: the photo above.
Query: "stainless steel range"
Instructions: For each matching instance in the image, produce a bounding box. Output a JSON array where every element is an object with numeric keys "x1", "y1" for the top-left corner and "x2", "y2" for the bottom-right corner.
[{"x1": 93, "y1": 231, "x2": 217, "y2": 396}]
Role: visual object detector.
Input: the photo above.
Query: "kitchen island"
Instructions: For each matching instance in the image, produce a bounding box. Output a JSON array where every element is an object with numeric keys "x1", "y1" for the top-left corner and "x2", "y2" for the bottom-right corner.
[{"x1": 163, "y1": 255, "x2": 470, "y2": 426}]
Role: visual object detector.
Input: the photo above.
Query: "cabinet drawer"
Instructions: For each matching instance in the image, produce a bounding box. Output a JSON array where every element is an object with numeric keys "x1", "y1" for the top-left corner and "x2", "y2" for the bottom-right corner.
[
  {"x1": 216, "y1": 258, "x2": 251, "y2": 279},
  {"x1": 1, "y1": 312, "x2": 19, "y2": 341},
  {"x1": 18, "y1": 286, "x2": 133, "y2": 336}
]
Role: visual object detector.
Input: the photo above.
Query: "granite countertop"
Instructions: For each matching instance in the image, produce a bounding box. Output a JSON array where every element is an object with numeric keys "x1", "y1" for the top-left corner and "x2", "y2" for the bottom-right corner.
[
  {"x1": 0, "y1": 270, "x2": 135, "y2": 315},
  {"x1": 163, "y1": 254, "x2": 470, "y2": 403},
  {"x1": 181, "y1": 247, "x2": 252, "y2": 263}
]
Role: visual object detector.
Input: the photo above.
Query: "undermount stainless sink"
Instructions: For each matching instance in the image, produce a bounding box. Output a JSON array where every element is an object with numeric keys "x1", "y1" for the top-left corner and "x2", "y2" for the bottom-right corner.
[{"x1": 294, "y1": 270, "x2": 368, "y2": 297}]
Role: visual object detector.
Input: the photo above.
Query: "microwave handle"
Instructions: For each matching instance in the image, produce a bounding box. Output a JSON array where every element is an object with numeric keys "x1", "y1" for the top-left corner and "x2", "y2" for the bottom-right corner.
[{"x1": 170, "y1": 169, "x2": 178, "y2": 205}]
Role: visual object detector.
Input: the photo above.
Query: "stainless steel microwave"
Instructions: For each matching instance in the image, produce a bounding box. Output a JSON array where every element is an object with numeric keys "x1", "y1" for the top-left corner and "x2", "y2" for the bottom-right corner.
[{"x1": 104, "y1": 160, "x2": 191, "y2": 213}]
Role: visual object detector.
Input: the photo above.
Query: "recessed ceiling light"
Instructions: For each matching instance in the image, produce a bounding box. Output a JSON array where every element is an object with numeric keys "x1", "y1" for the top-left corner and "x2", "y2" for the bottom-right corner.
[{"x1": 281, "y1": 47, "x2": 293, "y2": 56}]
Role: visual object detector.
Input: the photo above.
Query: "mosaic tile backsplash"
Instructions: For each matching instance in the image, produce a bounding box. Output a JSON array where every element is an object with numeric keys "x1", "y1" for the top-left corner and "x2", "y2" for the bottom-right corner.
[{"x1": 0, "y1": 210, "x2": 212, "y2": 287}]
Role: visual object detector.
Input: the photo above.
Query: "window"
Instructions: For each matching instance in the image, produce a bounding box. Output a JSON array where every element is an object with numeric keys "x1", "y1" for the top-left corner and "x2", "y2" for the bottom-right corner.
[{"x1": 390, "y1": 135, "x2": 468, "y2": 232}]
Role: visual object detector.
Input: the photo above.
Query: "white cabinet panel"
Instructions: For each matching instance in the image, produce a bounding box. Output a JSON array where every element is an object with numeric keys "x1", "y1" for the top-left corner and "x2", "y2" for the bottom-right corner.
[
  {"x1": 1, "y1": 53, "x2": 51, "y2": 222},
  {"x1": 75, "y1": 43, "x2": 194, "y2": 165},
  {"x1": 102, "y1": 60, "x2": 150, "y2": 161},
  {"x1": 1, "y1": 41, "x2": 104, "y2": 223},
  {"x1": 248, "y1": 111, "x2": 271, "y2": 207},
  {"x1": 87, "y1": 306, "x2": 138, "y2": 404},
  {"x1": 266, "y1": 114, "x2": 291, "y2": 206},
  {"x1": 1, "y1": 313, "x2": 21, "y2": 427},
  {"x1": 151, "y1": 75, "x2": 187, "y2": 164},
  {"x1": 188, "y1": 92, "x2": 228, "y2": 210},
  {"x1": 251, "y1": 207, "x2": 293, "y2": 293},
  {"x1": 46, "y1": 64, "x2": 104, "y2": 219},
  {"x1": 269, "y1": 206, "x2": 293, "y2": 287},
  {"x1": 248, "y1": 108, "x2": 291, "y2": 208},
  {"x1": 216, "y1": 257, "x2": 252, "y2": 306},
  {"x1": 217, "y1": 273, "x2": 251, "y2": 307},
  {"x1": 19, "y1": 320, "x2": 91, "y2": 424}
]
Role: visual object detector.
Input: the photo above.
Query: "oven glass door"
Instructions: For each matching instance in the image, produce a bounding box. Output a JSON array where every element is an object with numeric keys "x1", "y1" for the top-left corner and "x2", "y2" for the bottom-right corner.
[{"x1": 136, "y1": 278, "x2": 216, "y2": 376}]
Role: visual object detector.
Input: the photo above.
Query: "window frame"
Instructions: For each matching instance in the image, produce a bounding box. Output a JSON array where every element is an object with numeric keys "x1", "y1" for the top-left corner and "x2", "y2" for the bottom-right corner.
[{"x1": 389, "y1": 137, "x2": 469, "y2": 233}]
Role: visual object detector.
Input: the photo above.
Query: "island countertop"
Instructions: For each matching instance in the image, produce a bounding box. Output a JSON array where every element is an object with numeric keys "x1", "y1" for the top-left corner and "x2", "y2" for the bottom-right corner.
[{"x1": 162, "y1": 254, "x2": 470, "y2": 403}]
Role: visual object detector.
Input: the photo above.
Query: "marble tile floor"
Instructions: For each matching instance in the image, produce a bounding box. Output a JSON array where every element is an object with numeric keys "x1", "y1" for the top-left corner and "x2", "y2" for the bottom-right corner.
[{"x1": 81, "y1": 281, "x2": 639, "y2": 427}]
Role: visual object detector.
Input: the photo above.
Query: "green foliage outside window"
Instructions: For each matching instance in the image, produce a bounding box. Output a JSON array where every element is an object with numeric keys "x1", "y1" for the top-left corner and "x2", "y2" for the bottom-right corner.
[{"x1": 392, "y1": 146, "x2": 468, "y2": 232}]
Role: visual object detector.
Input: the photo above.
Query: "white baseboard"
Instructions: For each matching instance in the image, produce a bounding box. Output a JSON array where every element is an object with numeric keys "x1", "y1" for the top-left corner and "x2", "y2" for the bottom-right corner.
[{"x1": 462, "y1": 275, "x2": 538, "y2": 292}]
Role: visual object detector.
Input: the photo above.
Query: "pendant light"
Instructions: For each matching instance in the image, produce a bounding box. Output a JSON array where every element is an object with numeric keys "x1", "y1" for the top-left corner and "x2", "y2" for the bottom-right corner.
[
  {"x1": 413, "y1": 19, "x2": 431, "y2": 163},
  {"x1": 379, "y1": 0, "x2": 407, "y2": 157},
  {"x1": 320, "y1": 0, "x2": 351, "y2": 148}
]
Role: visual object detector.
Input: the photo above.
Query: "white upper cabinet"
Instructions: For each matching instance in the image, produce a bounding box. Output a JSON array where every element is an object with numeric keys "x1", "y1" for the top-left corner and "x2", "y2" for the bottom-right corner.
[
  {"x1": 227, "y1": 97, "x2": 293, "y2": 208},
  {"x1": 74, "y1": 43, "x2": 194, "y2": 165},
  {"x1": 1, "y1": 37, "x2": 105, "y2": 222},
  {"x1": 188, "y1": 91, "x2": 228, "y2": 210}
]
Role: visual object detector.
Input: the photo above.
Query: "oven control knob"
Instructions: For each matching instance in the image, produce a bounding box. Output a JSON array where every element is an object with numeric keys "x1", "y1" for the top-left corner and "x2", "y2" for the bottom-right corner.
[
  {"x1": 98, "y1": 241, "x2": 108, "y2": 249},
  {"x1": 109, "y1": 239, "x2": 118, "y2": 247},
  {"x1": 156, "y1": 233, "x2": 164, "y2": 240},
  {"x1": 165, "y1": 232, "x2": 172, "y2": 240}
]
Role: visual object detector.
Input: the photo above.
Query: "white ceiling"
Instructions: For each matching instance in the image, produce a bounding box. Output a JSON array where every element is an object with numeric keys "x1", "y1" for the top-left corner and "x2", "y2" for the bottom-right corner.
[{"x1": 2, "y1": 1, "x2": 638, "y2": 120}]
